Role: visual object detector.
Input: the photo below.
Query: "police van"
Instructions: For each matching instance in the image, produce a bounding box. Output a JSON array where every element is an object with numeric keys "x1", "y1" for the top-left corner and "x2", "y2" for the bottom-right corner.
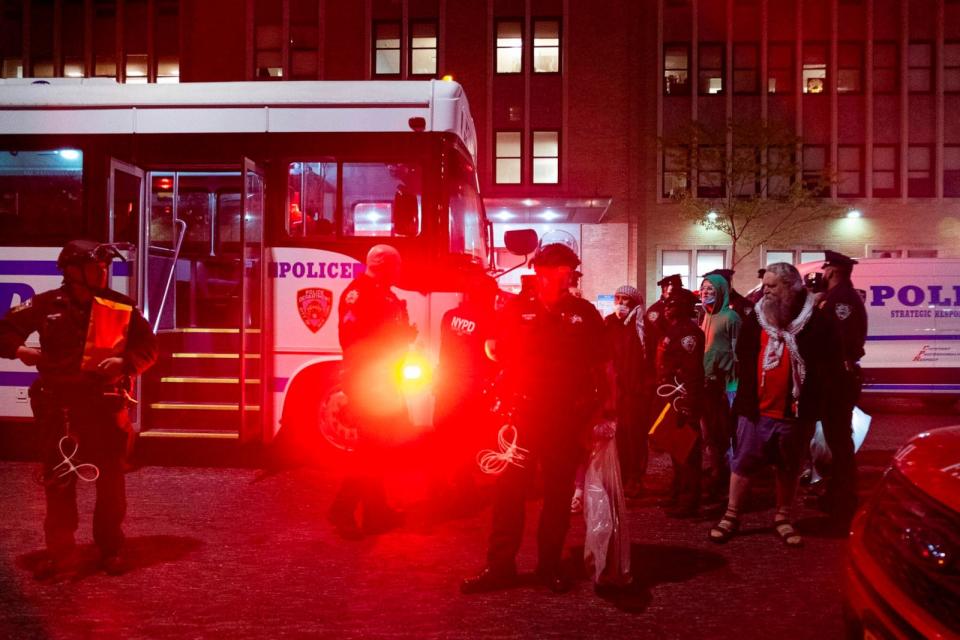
[{"x1": 791, "y1": 258, "x2": 960, "y2": 399}]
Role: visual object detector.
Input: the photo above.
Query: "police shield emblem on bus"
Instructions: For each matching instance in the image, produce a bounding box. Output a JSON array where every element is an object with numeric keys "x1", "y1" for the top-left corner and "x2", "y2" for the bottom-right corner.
[{"x1": 297, "y1": 288, "x2": 333, "y2": 333}]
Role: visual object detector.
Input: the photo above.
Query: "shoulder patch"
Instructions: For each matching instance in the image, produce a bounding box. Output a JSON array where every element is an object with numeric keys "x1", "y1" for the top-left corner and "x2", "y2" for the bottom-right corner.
[
  {"x1": 835, "y1": 303, "x2": 851, "y2": 321},
  {"x1": 344, "y1": 290, "x2": 359, "y2": 305},
  {"x1": 681, "y1": 335, "x2": 697, "y2": 353},
  {"x1": 647, "y1": 311, "x2": 659, "y2": 322}
]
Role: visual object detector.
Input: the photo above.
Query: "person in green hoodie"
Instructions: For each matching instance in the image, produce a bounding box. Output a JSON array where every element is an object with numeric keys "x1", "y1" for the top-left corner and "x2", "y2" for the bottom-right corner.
[{"x1": 699, "y1": 273, "x2": 741, "y2": 503}]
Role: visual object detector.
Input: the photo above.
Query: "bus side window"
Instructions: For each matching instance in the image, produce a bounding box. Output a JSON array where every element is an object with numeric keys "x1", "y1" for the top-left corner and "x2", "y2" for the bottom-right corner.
[
  {"x1": 287, "y1": 162, "x2": 336, "y2": 238},
  {"x1": 342, "y1": 162, "x2": 422, "y2": 238}
]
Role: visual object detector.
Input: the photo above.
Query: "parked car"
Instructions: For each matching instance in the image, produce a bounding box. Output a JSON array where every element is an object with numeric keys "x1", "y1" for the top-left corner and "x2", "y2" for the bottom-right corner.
[{"x1": 845, "y1": 425, "x2": 960, "y2": 639}]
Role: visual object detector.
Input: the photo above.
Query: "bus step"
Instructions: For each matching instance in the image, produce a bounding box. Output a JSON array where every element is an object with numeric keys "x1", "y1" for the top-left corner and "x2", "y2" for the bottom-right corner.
[
  {"x1": 150, "y1": 355, "x2": 258, "y2": 378},
  {"x1": 143, "y1": 402, "x2": 260, "y2": 431},
  {"x1": 156, "y1": 328, "x2": 260, "y2": 353},
  {"x1": 151, "y1": 377, "x2": 260, "y2": 404},
  {"x1": 138, "y1": 429, "x2": 240, "y2": 440}
]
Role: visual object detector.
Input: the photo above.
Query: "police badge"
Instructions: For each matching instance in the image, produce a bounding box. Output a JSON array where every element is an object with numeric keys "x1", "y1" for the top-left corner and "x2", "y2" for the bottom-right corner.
[
  {"x1": 648, "y1": 311, "x2": 659, "y2": 322},
  {"x1": 297, "y1": 288, "x2": 333, "y2": 333},
  {"x1": 681, "y1": 335, "x2": 697, "y2": 353},
  {"x1": 835, "y1": 303, "x2": 852, "y2": 321}
]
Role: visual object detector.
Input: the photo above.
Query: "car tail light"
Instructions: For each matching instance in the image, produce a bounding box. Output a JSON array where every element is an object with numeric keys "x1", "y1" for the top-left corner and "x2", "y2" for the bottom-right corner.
[{"x1": 863, "y1": 469, "x2": 960, "y2": 634}]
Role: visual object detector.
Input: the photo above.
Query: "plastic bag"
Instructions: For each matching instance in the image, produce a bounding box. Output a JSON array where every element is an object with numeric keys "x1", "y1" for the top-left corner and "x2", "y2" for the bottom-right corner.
[
  {"x1": 809, "y1": 406, "x2": 872, "y2": 483},
  {"x1": 583, "y1": 421, "x2": 631, "y2": 586}
]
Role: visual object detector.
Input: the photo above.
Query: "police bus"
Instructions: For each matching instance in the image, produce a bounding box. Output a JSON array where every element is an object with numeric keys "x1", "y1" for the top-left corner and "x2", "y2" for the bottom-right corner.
[{"x1": 0, "y1": 79, "x2": 492, "y2": 448}]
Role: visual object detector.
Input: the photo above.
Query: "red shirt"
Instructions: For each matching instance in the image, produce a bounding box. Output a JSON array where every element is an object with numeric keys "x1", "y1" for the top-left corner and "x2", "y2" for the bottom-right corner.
[{"x1": 757, "y1": 332, "x2": 791, "y2": 419}]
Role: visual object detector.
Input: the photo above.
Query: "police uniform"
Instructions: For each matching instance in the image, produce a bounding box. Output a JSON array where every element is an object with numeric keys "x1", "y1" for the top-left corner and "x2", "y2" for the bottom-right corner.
[
  {"x1": 818, "y1": 250, "x2": 867, "y2": 521},
  {"x1": 656, "y1": 289, "x2": 705, "y2": 515},
  {"x1": 475, "y1": 243, "x2": 607, "y2": 590},
  {"x1": 329, "y1": 268, "x2": 415, "y2": 533},
  {"x1": 0, "y1": 240, "x2": 157, "y2": 569}
]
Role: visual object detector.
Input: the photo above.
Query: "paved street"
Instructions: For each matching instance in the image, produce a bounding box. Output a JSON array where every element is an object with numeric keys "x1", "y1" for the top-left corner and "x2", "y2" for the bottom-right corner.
[{"x1": 0, "y1": 398, "x2": 956, "y2": 640}]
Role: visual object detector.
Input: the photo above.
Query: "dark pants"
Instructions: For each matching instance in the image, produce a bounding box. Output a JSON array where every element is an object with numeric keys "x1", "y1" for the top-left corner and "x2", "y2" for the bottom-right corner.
[
  {"x1": 431, "y1": 388, "x2": 490, "y2": 503},
  {"x1": 820, "y1": 370, "x2": 861, "y2": 519},
  {"x1": 616, "y1": 389, "x2": 648, "y2": 486},
  {"x1": 670, "y1": 414, "x2": 702, "y2": 510},
  {"x1": 701, "y1": 378, "x2": 731, "y2": 496},
  {"x1": 34, "y1": 392, "x2": 129, "y2": 557},
  {"x1": 486, "y1": 406, "x2": 586, "y2": 575}
]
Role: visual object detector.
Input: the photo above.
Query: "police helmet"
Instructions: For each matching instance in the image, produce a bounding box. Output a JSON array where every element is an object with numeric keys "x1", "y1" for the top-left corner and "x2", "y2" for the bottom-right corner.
[
  {"x1": 530, "y1": 242, "x2": 580, "y2": 269},
  {"x1": 663, "y1": 288, "x2": 698, "y2": 312},
  {"x1": 57, "y1": 240, "x2": 124, "y2": 271}
]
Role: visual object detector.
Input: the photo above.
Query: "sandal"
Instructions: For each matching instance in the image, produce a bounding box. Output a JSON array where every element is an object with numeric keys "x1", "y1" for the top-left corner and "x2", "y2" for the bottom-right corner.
[
  {"x1": 774, "y1": 518, "x2": 803, "y2": 547},
  {"x1": 708, "y1": 515, "x2": 739, "y2": 544}
]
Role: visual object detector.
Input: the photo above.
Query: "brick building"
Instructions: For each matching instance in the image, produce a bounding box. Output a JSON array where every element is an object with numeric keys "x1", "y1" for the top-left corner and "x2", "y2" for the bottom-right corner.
[{"x1": 2, "y1": 0, "x2": 959, "y2": 302}]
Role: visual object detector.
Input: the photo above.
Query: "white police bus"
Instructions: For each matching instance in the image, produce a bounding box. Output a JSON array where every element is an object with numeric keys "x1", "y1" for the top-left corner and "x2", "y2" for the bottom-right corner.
[{"x1": 0, "y1": 79, "x2": 492, "y2": 448}]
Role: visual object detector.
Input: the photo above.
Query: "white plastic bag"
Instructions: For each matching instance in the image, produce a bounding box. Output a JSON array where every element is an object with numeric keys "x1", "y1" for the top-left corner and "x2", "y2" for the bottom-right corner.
[
  {"x1": 810, "y1": 406, "x2": 872, "y2": 482},
  {"x1": 583, "y1": 421, "x2": 631, "y2": 586}
]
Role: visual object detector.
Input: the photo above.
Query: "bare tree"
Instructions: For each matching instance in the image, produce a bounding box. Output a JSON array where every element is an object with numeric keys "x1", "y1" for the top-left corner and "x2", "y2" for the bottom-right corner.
[{"x1": 661, "y1": 119, "x2": 844, "y2": 269}]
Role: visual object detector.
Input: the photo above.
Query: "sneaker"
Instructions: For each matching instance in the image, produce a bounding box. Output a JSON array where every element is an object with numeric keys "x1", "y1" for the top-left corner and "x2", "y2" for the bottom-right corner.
[
  {"x1": 460, "y1": 567, "x2": 518, "y2": 594},
  {"x1": 101, "y1": 552, "x2": 130, "y2": 576}
]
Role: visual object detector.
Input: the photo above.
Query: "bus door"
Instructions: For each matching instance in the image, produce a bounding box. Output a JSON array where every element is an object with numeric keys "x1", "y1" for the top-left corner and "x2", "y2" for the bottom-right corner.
[
  {"x1": 240, "y1": 158, "x2": 265, "y2": 443},
  {"x1": 108, "y1": 158, "x2": 145, "y2": 429}
]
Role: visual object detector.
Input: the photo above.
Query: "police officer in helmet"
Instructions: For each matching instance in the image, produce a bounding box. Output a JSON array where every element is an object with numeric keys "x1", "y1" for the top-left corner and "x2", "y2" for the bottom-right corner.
[
  {"x1": 462, "y1": 242, "x2": 612, "y2": 594},
  {"x1": 817, "y1": 250, "x2": 867, "y2": 527},
  {"x1": 0, "y1": 239, "x2": 158, "y2": 579}
]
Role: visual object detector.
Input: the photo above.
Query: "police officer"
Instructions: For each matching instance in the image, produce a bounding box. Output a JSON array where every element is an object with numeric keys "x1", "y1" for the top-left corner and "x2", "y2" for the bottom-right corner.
[
  {"x1": 462, "y1": 242, "x2": 611, "y2": 594},
  {"x1": 0, "y1": 240, "x2": 158, "y2": 578},
  {"x1": 644, "y1": 274, "x2": 682, "y2": 377},
  {"x1": 817, "y1": 250, "x2": 867, "y2": 526},
  {"x1": 328, "y1": 244, "x2": 416, "y2": 538},
  {"x1": 656, "y1": 288, "x2": 705, "y2": 518},
  {"x1": 431, "y1": 275, "x2": 498, "y2": 514}
]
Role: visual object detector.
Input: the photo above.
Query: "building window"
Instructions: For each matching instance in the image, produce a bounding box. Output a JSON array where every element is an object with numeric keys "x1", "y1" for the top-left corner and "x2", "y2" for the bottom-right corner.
[
  {"x1": 533, "y1": 19, "x2": 560, "y2": 73},
  {"x1": 254, "y1": 0, "x2": 282, "y2": 78},
  {"x1": 838, "y1": 146, "x2": 863, "y2": 196},
  {"x1": 802, "y1": 43, "x2": 827, "y2": 94},
  {"x1": 661, "y1": 249, "x2": 726, "y2": 290},
  {"x1": 946, "y1": 42, "x2": 960, "y2": 93},
  {"x1": 873, "y1": 42, "x2": 898, "y2": 94},
  {"x1": 733, "y1": 43, "x2": 759, "y2": 94},
  {"x1": 374, "y1": 22, "x2": 401, "y2": 76},
  {"x1": 495, "y1": 131, "x2": 522, "y2": 184},
  {"x1": 93, "y1": 0, "x2": 117, "y2": 78},
  {"x1": 765, "y1": 250, "x2": 796, "y2": 265},
  {"x1": 838, "y1": 43, "x2": 863, "y2": 93},
  {"x1": 945, "y1": 146, "x2": 960, "y2": 197},
  {"x1": 767, "y1": 147, "x2": 794, "y2": 197},
  {"x1": 697, "y1": 147, "x2": 724, "y2": 197},
  {"x1": 409, "y1": 22, "x2": 438, "y2": 76},
  {"x1": 532, "y1": 131, "x2": 559, "y2": 184},
  {"x1": 734, "y1": 147, "x2": 759, "y2": 196},
  {"x1": 496, "y1": 20, "x2": 523, "y2": 74},
  {"x1": 663, "y1": 146, "x2": 689, "y2": 198},
  {"x1": 907, "y1": 146, "x2": 934, "y2": 197},
  {"x1": 664, "y1": 44, "x2": 690, "y2": 95},
  {"x1": 156, "y1": 0, "x2": 180, "y2": 83},
  {"x1": 908, "y1": 42, "x2": 933, "y2": 93},
  {"x1": 764, "y1": 249, "x2": 825, "y2": 265},
  {"x1": 803, "y1": 146, "x2": 828, "y2": 195},
  {"x1": 768, "y1": 43, "x2": 793, "y2": 94},
  {"x1": 699, "y1": 43, "x2": 724, "y2": 94},
  {"x1": 872, "y1": 146, "x2": 899, "y2": 198},
  {"x1": 289, "y1": 0, "x2": 319, "y2": 79}
]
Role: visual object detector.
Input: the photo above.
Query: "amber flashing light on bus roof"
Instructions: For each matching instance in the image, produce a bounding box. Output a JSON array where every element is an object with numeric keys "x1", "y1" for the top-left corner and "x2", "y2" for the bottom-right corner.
[{"x1": 441, "y1": 75, "x2": 454, "y2": 81}]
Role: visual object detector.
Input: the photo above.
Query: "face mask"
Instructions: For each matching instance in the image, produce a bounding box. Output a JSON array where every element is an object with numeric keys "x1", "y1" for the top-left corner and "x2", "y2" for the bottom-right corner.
[
  {"x1": 615, "y1": 303, "x2": 631, "y2": 317},
  {"x1": 702, "y1": 294, "x2": 716, "y2": 306}
]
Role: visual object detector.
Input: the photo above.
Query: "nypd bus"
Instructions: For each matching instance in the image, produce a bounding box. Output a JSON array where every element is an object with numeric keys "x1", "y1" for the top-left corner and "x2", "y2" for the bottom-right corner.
[
  {"x1": 0, "y1": 79, "x2": 491, "y2": 447},
  {"x1": 791, "y1": 258, "x2": 960, "y2": 399}
]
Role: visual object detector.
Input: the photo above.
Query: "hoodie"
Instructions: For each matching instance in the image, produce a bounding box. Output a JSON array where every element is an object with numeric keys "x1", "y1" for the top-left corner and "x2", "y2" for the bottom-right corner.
[{"x1": 700, "y1": 273, "x2": 741, "y2": 390}]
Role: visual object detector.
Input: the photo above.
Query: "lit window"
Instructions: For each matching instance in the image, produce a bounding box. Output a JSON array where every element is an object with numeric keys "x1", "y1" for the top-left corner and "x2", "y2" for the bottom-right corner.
[
  {"x1": 32, "y1": 60, "x2": 54, "y2": 78},
  {"x1": 496, "y1": 20, "x2": 523, "y2": 74},
  {"x1": 946, "y1": 42, "x2": 960, "y2": 93},
  {"x1": 64, "y1": 59, "x2": 84, "y2": 78},
  {"x1": 699, "y1": 44, "x2": 724, "y2": 94},
  {"x1": 697, "y1": 147, "x2": 724, "y2": 198},
  {"x1": 660, "y1": 250, "x2": 727, "y2": 290},
  {"x1": 838, "y1": 43, "x2": 863, "y2": 93},
  {"x1": 908, "y1": 42, "x2": 933, "y2": 93},
  {"x1": 661, "y1": 250, "x2": 692, "y2": 289},
  {"x1": 532, "y1": 131, "x2": 559, "y2": 184},
  {"x1": 156, "y1": 56, "x2": 180, "y2": 84},
  {"x1": 767, "y1": 43, "x2": 793, "y2": 94},
  {"x1": 533, "y1": 20, "x2": 560, "y2": 73},
  {"x1": 495, "y1": 132, "x2": 522, "y2": 184},
  {"x1": 945, "y1": 146, "x2": 960, "y2": 197},
  {"x1": 800, "y1": 251, "x2": 825, "y2": 264},
  {"x1": 802, "y1": 43, "x2": 827, "y2": 94},
  {"x1": 872, "y1": 146, "x2": 898, "y2": 198},
  {"x1": 766, "y1": 250, "x2": 795, "y2": 265},
  {"x1": 907, "y1": 146, "x2": 933, "y2": 197},
  {"x1": 94, "y1": 56, "x2": 117, "y2": 78},
  {"x1": 1, "y1": 58, "x2": 22, "y2": 78},
  {"x1": 873, "y1": 42, "x2": 898, "y2": 94},
  {"x1": 733, "y1": 44, "x2": 758, "y2": 94},
  {"x1": 126, "y1": 54, "x2": 148, "y2": 84},
  {"x1": 663, "y1": 146, "x2": 689, "y2": 198},
  {"x1": 663, "y1": 44, "x2": 690, "y2": 95},
  {"x1": 374, "y1": 22, "x2": 401, "y2": 76},
  {"x1": 697, "y1": 250, "x2": 726, "y2": 279},
  {"x1": 838, "y1": 146, "x2": 863, "y2": 197},
  {"x1": 410, "y1": 22, "x2": 437, "y2": 76}
]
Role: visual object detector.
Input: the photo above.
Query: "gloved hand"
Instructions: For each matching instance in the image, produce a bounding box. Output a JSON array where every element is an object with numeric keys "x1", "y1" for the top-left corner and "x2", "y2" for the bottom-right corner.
[{"x1": 16, "y1": 346, "x2": 41, "y2": 366}]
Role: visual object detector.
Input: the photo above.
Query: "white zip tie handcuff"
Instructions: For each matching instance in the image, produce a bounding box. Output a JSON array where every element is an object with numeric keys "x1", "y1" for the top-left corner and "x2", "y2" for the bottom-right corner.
[
  {"x1": 656, "y1": 377, "x2": 691, "y2": 413},
  {"x1": 476, "y1": 424, "x2": 530, "y2": 475}
]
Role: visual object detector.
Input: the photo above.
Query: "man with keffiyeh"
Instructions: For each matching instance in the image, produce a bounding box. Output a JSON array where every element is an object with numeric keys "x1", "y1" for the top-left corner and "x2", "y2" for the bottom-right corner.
[{"x1": 708, "y1": 263, "x2": 841, "y2": 548}]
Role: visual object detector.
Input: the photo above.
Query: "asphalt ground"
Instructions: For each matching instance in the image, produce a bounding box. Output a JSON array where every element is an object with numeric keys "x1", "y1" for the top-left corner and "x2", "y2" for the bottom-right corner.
[{"x1": 0, "y1": 397, "x2": 956, "y2": 640}]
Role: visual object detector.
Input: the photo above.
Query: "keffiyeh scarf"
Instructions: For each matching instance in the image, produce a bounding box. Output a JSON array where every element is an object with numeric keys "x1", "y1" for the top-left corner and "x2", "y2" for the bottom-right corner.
[{"x1": 754, "y1": 292, "x2": 816, "y2": 401}]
